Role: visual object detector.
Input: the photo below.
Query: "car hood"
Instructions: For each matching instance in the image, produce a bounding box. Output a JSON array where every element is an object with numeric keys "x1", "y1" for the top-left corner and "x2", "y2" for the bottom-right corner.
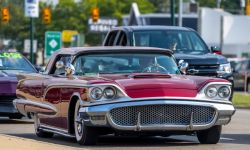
[
  {"x1": 0, "y1": 70, "x2": 30, "y2": 95},
  {"x1": 174, "y1": 53, "x2": 228, "y2": 65},
  {"x1": 84, "y1": 74, "x2": 223, "y2": 98}
]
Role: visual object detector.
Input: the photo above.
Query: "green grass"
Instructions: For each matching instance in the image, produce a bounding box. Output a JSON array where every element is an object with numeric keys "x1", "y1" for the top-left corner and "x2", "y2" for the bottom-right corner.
[{"x1": 233, "y1": 92, "x2": 250, "y2": 108}]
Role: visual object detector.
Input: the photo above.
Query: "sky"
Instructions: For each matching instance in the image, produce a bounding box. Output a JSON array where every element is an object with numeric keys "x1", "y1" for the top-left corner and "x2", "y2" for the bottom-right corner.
[
  {"x1": 39, "y1": 0, "x2": 81, "y2": 6},
  {"x1": 40, "y1": 0, "x2": 58, "y2": 6}
]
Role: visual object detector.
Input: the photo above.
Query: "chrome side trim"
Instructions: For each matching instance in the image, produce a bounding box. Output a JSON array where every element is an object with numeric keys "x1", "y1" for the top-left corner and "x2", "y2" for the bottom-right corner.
[
  {"x1": 13, "y1": 98, "x2": 57, "y2": 116},
  {"x1": 39, "y1": 125, "x2": 75, "y2": 138}
]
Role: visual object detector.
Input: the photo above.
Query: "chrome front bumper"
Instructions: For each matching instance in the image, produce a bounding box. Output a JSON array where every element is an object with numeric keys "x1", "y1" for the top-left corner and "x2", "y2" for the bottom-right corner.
[{"x1": 79, "y1": 100, "x2": 235, "y2": 131}]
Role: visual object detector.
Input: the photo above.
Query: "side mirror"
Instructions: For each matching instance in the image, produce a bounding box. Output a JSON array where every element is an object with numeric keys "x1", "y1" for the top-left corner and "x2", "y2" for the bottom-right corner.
[
  {"x1": 178, "y1": 60, "x2": 189, "y2": 75},
  {"x1": 211, "y1": 46, "x2": 221, "y2": 55},
  {"x1": 38, "y1": 67, "x2": 45, "y2": 73},
  {"x1": 56, "y1": 60, "x2": 64, "y2": 69},
  {"x1": 34, "y1": 65, "x2": 44, "y2": 73},
  {"x1": 65, "y1": 63, "x2": 75, "y2": 77}
]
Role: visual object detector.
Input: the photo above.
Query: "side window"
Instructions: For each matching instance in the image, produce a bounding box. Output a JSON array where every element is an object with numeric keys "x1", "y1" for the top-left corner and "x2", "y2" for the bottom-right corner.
[
  {"x1": 179, "y1": 32, "x2": 192, "y2": 50},
  {"x1": 234, "y1": 62, "x2": 242, "y2": 72},
  {"x1": 240, "y1": 61, "x2": 248, "y2": 71},
  {"x1": 104, "y1": 30, "x2": 118, "y2": 46},
  {"x1": 49, "y1": 55, "x2": 71, "y2": 75},
  {"x1": 133, "y1": 32, "x2": 150, "y2": 47},
  {"x1": 116, "y1": 31, "x2": 127, "y2": 46},
  {"x1": 188, "y1": 32, "x2": 207, "y2": 51},
  {"x1": 74, "y1": 56, "x2": 86, "y2": 75}
]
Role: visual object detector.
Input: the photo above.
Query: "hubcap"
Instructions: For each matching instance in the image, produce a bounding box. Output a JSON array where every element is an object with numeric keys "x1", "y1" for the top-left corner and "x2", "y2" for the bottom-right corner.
[
  {"x1": 74, "y1": 101, "x2": 84, "y2": 140},
  {"x1": 75, "y1": 112, "x2": 83, "y2": 135},
  {"x1": 34, "y1": 114, "x2": 40, "y2": 132}
]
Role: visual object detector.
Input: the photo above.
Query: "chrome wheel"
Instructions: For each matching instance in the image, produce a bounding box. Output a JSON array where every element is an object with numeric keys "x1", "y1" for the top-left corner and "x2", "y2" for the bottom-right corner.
[
  {"x1": 73, "y1": 99, "x2": 98, "y2": 145},
  {"x1": 34, "y1": 114, "x2": 40, "y2": 133},
  {"x1": 74, "y1": 100, "x2": 83, "y2": 141}
]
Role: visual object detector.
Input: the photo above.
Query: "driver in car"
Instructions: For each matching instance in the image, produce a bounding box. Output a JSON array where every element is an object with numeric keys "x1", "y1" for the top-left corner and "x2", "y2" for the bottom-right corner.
[{"x1": 139, "y1": 57, "x2": 168, "y2": 73}]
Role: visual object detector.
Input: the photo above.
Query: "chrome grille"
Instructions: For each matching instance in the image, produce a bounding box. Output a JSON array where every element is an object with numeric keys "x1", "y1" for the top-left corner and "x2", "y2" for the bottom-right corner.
[
  {"x1": 188, "y1": 65, "x2": 219, "y2": 76},
  {"x1": 109, "y1": 105, "x2": 215, "y2": 126}
]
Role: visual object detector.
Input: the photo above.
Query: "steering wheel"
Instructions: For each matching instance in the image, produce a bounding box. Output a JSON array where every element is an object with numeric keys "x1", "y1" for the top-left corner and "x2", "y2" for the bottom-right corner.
[{"x1": 142, "y1": 64, "x2": 168, "y2": 73}]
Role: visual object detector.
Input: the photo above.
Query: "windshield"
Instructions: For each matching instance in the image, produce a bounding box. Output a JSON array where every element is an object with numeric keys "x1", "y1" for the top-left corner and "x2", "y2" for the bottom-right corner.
[
  {"x1": 0, "y1": 52, "x2": 35, "y2": 72},
  {"x1": 73, "y1": 53, "x2": 180, "y2": 75},
  {"x1": 133, "y1": 30, "x2": 210, "y2": 54}
]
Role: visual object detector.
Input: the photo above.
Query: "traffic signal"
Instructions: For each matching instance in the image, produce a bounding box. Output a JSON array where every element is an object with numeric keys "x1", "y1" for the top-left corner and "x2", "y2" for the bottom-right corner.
[
  {"x1": 43, "y1": 8, "x2": 51, "y2": 24},
  {"x1": 246, "y1": 0, "x2": 250, "y2": 15},
  {"x1": 1, "y1": 7, "x2": 10, "y2": 23},
  {"x1": 91, "y1": 7, "x2": 99, "y2": 23}
]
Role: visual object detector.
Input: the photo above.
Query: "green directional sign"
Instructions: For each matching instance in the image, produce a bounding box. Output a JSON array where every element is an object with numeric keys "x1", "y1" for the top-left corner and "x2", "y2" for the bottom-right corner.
[{"x1": 45, "y1": 31, "x2": 62, "y2": 59}]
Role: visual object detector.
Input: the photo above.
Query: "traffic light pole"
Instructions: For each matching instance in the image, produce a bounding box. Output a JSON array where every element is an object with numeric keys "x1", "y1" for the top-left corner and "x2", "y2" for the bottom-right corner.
[
  {"x1": 170, "y1": 0, "x2": 175, "y2": 26},
  {"x1": 30, "y1": 17, "x2": 34, "y2": 64}
]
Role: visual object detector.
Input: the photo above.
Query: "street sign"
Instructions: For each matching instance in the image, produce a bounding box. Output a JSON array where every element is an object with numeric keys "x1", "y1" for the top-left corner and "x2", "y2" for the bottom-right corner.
[
  {"x1": 88, "y1": 18, "x2": 118, "y2": 33},
  {"x1": 62, "y1": 30, "x2": 78, "y2": 42},
  {"x1": 24, "y1": 39, "x2": 37, "y2": 53},
  {"x1": 45, "y1": 31, "x2": 62, "y2": 59},
  {"x1": 25, "y1": 0, "x2": 39, "y2": 18}
]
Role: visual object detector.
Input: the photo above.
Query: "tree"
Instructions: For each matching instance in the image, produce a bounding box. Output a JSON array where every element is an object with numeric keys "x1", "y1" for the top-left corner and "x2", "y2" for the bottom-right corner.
[
  {"x1": 0, "y1": 0, "x2": 156, "y2": 51},
  {"x1": 0, "y1": 1, "x2": 29, "y2": 50}
]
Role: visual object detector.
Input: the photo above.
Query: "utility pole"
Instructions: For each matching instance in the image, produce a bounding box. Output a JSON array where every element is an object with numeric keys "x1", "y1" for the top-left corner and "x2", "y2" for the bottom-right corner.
[
  {"x1": 170, "y1": 0, "x2": 175, "y2": 26},
  {"x1": 178, "y1": 0, "x2": 183, "y2": 26},
  {"x1": 216, "y1": 0, "x2": 221, "y2": 8},
  {"x1": 240, "y1": 0, "x2": 246, "y2": 15},
  {"x1": 25, "y1": 0, "x2": 39, "y2": 64},
  {"x1": 30, "y1": 18, "x2": 34, "y2": 64}
]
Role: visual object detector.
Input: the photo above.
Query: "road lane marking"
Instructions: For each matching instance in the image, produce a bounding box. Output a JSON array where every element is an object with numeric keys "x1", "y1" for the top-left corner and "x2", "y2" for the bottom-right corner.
[{"x1": 220, "y1": 137, "x2": 235, "y2": 141}]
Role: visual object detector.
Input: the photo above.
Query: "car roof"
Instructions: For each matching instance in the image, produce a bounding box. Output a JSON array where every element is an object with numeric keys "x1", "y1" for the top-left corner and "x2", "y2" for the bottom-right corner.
[
  {"x1": 112, "y1": 25, "x2": 193, "y2": 32},
  {"x1": 55, "y1": 46, "x2": 173, "y2": 55}
]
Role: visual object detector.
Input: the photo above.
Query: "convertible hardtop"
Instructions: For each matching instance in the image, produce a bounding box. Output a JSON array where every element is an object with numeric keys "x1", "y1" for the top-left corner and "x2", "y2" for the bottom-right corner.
[{"x1": 54, "y1": 46, "x2": 173, "y2": 56}]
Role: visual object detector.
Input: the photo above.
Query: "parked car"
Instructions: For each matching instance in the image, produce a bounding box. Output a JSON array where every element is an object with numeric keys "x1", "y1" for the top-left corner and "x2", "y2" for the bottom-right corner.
[
  {"x1": 232, "y1": 59, "x2": 250, "y2": 92},
  {"x1": 14, "y1": 47, "x2": 235, "y2": 145},
  {"x1": 0, "y1": 50, "x2": 37, "y2": 119},
  {"x1": 103, "y1": 26, "x2": 233, "y2": 84}
]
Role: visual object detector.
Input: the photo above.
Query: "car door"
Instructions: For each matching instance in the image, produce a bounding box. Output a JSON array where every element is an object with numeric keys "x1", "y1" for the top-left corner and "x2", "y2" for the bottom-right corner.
[{"x1": 39, "y1": 55, "x2": 71, "y2": 130}]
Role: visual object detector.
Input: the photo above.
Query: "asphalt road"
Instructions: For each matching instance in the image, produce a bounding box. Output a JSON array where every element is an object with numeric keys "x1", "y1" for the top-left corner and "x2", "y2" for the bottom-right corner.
[{"x1": 0, "y1": 109, "x2": 250, "y2": 150}]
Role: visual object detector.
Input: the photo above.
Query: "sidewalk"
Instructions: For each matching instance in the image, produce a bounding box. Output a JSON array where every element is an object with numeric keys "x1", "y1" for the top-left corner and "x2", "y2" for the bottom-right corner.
[{"x1": 0, "y1": 134, "x2": 85, "y2": 150}]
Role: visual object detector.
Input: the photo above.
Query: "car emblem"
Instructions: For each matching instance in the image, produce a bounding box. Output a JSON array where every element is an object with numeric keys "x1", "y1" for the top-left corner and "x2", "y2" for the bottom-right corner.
[{"x1": 188, "y1": 69, "x2": 199, "y2": 75}]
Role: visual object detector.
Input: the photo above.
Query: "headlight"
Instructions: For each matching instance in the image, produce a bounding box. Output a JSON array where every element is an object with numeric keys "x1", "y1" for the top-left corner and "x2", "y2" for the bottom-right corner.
[
  {"x1": 218, "y1": 86, "x2": 231, "y2": 98},
  {"x1": 90, "y1": 87, "x2": 103, "y2": 100},
  {"x1": 205, "y1": 86, "x2": 217, "y2": 98},
  {"x1": 103, "y1": 87, "x2": 116, "y2": 99},
  {"x1": 217, "y1": 63, "x2": 232, "y2": 74}
]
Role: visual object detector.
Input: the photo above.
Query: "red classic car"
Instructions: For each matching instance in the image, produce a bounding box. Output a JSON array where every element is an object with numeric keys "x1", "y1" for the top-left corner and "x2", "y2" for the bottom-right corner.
[{"x1": 14, "y1": 47, "x2": 235, "y2": 145}]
